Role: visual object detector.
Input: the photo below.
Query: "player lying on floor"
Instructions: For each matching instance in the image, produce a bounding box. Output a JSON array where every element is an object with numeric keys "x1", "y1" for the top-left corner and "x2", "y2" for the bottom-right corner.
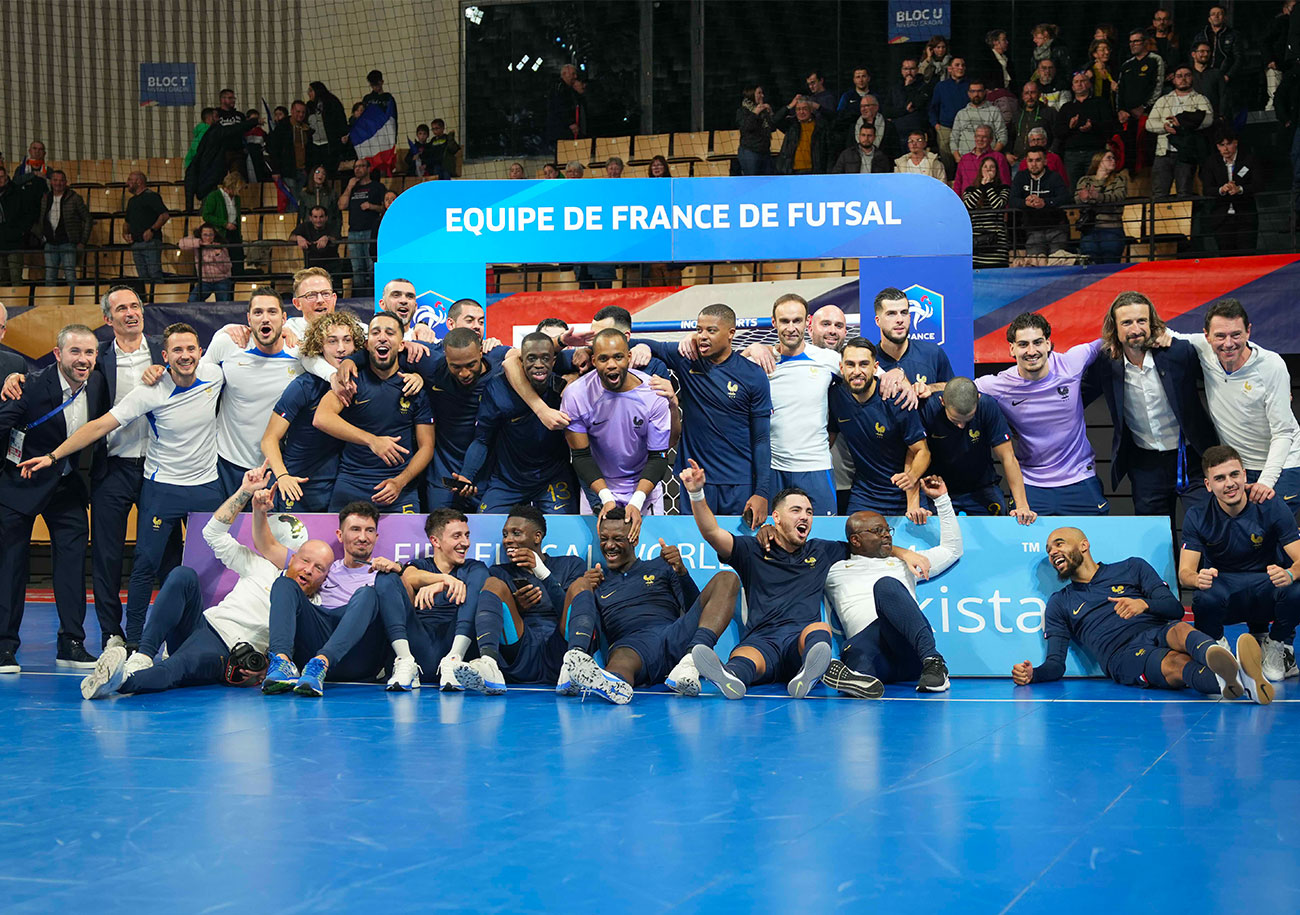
[
  {"x1": 1012, "y1": 526, "x2": 1272, "y2": 704},
  {"x1": 81, "y1": 468, "x2": 334, "y2": 699},
  {"x1": 555, "y1": 506, "x2": 740, "y2": 704}
]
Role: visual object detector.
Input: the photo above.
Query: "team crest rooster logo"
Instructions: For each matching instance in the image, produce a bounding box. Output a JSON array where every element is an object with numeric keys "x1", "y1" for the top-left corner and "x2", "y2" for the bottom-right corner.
[
  {"x1": 874, "y1": 422, "x2": 886, "y2": 436},
  {"x1": 726, "y1": 381, "x2": 738, "y2": 397},
  {"x1": 643, "y1": 574, "x2": 656, "y2": 584}
]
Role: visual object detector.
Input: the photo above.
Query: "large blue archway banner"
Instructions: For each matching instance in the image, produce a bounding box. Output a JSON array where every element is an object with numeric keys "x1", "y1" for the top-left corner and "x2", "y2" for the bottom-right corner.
[{"x1": 377, "y1": 174, "x2": 975, "y2": 372}]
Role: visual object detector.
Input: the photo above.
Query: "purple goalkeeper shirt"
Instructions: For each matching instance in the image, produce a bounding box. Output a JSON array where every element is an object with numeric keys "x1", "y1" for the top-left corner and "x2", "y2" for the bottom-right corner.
[
  {"x1": 560, "y1": 369, "x2": 673, "y2": 499},
  {"x1": 975, "y1": 339, "x2": 1103, "y2": 487},
  {"x1": 317, "y1": 559, "x2": 374, "y2": 610}
]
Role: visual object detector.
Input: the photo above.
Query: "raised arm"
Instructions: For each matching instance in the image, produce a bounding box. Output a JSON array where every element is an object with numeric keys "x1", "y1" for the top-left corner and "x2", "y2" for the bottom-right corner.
[
  {"x1": 915, "y1": 476, "x2": 963, "y2": 577},
  {"x1": 249, "y1": 483, "x2": 290, "y2": 570},
  {"x1": 16, "y1": 411, "x2": 121, "y2": 478},
  {"x1": 678, "y1": 458, "x2": 734, "y2": 560}
]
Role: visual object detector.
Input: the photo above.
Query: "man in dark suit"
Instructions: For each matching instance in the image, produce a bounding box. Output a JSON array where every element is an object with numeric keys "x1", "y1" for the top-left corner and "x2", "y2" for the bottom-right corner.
[
  {"x1": 1201, "y1": 129, "x2": 1264, "y2": 253},
  {"x1": 0, "y1": 301, "x2": 28, "y2": 382},
  {"x1": 0, "y1": 324, "x2": 108, "y2": 672},
  {"x1": 1085, "y1": 292, "x2": 1218, "y2": 519}
]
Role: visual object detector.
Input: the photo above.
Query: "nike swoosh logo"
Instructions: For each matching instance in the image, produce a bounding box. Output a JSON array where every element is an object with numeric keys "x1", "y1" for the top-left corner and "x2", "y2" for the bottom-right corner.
[
  {"x1": 599, "y1": 591, "x2": 617, "y2": 599},
  {"x1": 590, "y1": 419, "x2": 607, "y2": 426},
  {"x1": 930, "y1": 434, "x2": 947, "y2": 439},
  {"x1": 1097, "y1": 503, "x2": 1107, "y2": 509},
  {"x1": 354, "y1": 399, "x2": 371, "y2": 405},
  {"x1": 1285, "y1": 494, "x2": 1296, "y2": 501},
  {"x1": 1011, "y1": 399, "x2": 1028, "y2": 406},
  {"x1": 1074, "y1": 602, "x2": 1084, "y2": 615}
]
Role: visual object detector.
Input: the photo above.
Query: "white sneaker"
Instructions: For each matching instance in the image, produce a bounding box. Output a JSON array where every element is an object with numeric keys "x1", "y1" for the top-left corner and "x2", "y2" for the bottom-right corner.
[
  {"x1": 1206, "y1": 642, "x2": 1243, "y2": 699},
  {"x1": 436, "y1": 654, "x2": 461, "y2": 691},
  {"x1": 1236, "y1": 634, "x2": 1275, "y2": 705},
  {"x1": 1288, "y1": 640, "x2": 1299, "y2": 679},
  {"x1": 387, "y1": 656, "x2": 422, "y2": 691},
  {"x1": 1215, "y1": 636, "x2": 1230, "y2": 653},
  {"x1": 1260, "y1": 636, "x2": 1287, "y2": 682},
  {"x1": 563, "y1": 648, "x2": 633, "y2": 705},
  {"x1": 665, "y1": 653, "x2": 701, "y2": 697},
  {"x1": 123, "y1": 652, "x2": 154, "y2": 679},
  {"x1": 455, "y1": 656, "x2": 507, "y2": 695},
  {"x1": 81, "y1": 646, "x2": 128, "y2": 700},
  {"x1": 104, "y1": 635, "x2": 126, "y2": 651},
  {"x1": 555, "y1": 650, "x2": 582, "y2": 696}
]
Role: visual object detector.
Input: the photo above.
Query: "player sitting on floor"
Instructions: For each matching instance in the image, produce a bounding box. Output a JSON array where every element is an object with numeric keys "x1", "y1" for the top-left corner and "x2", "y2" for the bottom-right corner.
[
  {"x1": 1011, "y1": 527, "x2": 1270, "y2": 704},
  {"x1": 81, "y1": 469, "x2": 334, "y2": 699},
  {"x1": 822, "y1": 475, "x2": 957, "y2": 698},
  {"x1": 453, "y1": 505, "x2": 587, "y2": 694},
  {"x1": 556, "y1": 507, "x2": 739, "y2": 704}
]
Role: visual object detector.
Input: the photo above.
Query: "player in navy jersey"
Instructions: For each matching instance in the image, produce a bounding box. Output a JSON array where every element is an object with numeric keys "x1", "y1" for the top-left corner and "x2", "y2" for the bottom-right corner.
[
  {"x1": 261, "y1": 311, "x2": 367, "y2": 512},
  {"x1": 635, "y1": 304, "x2": 773, "y2": 523},
  {"x1": 459, "y1": 332, "x2": 577, "y2": 514},
  {"x1": 871, "y1": 286, "x2": 955, "y2": 395},
  {"x1": 376, "y1": 508, "x2": 491, "y2": 691},
  {"x1": 828, "y1": 338, "x2": 930, "y2": 517},
  {"x1": 313, "y1": 311, "x2": 433, "y2": 513},
  {"x1": 1178, "y1": 445, "x2": 1300, "y2": 683},
  {"x1": 453, "y1": 505, "x2": 588, "y2": 693},
  {"x1": 556, "y1": 506, "x2": 740, "y2": 704},
  {"x1": 1012, "y1": 526, "x2": 1270, "y2": 703},
  {"x1": 917, "y1": 377, "x2": 1035, "y2": 522}
]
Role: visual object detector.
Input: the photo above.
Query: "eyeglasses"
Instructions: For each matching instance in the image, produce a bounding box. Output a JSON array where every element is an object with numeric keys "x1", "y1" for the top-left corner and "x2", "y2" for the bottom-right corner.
[{"x1": 297, "y1": 290, "x2": 336, "y2": 302}]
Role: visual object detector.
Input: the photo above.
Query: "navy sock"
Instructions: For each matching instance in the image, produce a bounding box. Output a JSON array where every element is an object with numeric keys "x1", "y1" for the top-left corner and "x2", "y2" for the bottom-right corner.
[
  {"x1": 802, "y1": 628, "x2": 832, "y2": 657},
  {"x1": 689, "y1": 626, "x2": 718, "y2": 650},
  {"x1": 873, "y1": 578, "x2": 938, "y2": 660},
  {"x1": 474, "y1": 592, "x2": 507, "y2": 663},
  {"x1": 566, "y1": 591, "x2": 598, "y2": 653},
  {"x1": 1181, "y1": 627, "x2": 1218, "y2": 666},
  {"x1": 1182, "y1": 659, "x2": 1221, "y2": 695},
  {"x1": 723, "y1": 654, "x2": 758, "y2": 687}
]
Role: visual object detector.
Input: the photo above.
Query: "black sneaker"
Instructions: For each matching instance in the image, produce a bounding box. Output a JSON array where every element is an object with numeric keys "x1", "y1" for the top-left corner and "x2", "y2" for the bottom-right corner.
[
  {"x1": 56, "y1": 639, "x2": 98, "y2": 669},
  {"x1": 0, "y1": 650, "x2": 19, "y2": 673},
  {"x1": 916, "y1": 656, "x2": 950, "y2": 693},
  {"x1": 823, "y1": 659, "x2": 884, "y2": 699}
]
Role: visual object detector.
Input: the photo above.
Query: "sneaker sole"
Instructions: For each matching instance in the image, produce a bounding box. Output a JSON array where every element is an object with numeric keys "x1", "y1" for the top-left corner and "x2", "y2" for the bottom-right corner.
[
  {"x1": 454, "y1": 664, "x2": 506, "y2": 695},
  {"x1": 293, "y1": 682, "x2": 324, "y2": 697},
  {"x1": 0, "y1": 664, "x2": 20, "y2": 674},
  {"x1": 665, "y1": 676, "x2": 701, "y2": 697},
  {"x1": 565, "y1": 650, "x2": 633, "y2": 705},
  {"x1": 1236, "y1": 635, "x2": 1275, "y2": 706},
  {"x1": 917, "y1": 675, "x2": 951, "y2": 693},
  {"x1": 80, "y1": 647, "x2": 127, "y2": 700},
  {"x1": 55, "y1": 658, "x2": 98, "y2": 669},
  {"x1": 1206, "y1": 644, "x2": 1244, "y2": 700},
  {"x1": 823, "y1": 660, "x2": 884, "y2": 699},
  {"x1": 387, "y1": 678, "x2": 422, "y2": 692},
  {"x1": 261, "y1": 679, "x2": 297, "y2": 695},
  {"x1": 787, "y1": 642, "x2": 831, "y2": 699},
  {"x1": 691, "y1": 645, "x2": 746, "y2": 700}
]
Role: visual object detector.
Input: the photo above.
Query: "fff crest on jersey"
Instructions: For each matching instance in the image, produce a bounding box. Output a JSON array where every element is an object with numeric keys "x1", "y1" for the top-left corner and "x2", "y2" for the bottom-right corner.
[
  {"x1": 901, "y1": 283, "x2": 945, "y2": 346},
  {"x1": 874, "y1": 421, "x2": 886, "y2": 437},
  {"x1": 726, "y1": 380, "x2": 739, "y2": 397},
  {"x1": 1251, "y1": 533, "x2": 1264, "y2": 546},
  {"x1": 642, "y1": 573, "x2": 655, "y2": 584}
]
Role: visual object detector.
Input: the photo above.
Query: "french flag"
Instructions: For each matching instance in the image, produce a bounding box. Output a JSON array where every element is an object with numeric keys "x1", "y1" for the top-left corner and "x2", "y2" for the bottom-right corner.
[{"x1": 352, "y1": 99, "x2": 398, "y2": 175}]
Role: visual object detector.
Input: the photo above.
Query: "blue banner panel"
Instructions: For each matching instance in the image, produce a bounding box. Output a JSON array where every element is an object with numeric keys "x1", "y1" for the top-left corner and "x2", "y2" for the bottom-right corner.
[
  {"x1": 887, "y1": 1, "x2": 952, "y2": 44},
  {"x1": 184, "y1": 513, "x2": 1175, "y2": 679},
  {"x1": 139, "y1": 62, "x2": 196, "y2": 107}
]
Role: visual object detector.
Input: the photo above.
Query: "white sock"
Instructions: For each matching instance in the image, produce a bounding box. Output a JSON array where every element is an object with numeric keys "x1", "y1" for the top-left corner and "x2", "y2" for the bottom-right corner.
[{"x1": 392, "y1": 639, "x2": 413, "y2": 662}]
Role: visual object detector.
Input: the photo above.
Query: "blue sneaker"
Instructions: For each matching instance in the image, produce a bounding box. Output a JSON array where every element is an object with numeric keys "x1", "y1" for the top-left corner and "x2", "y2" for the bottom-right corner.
[
  {"x1": 293, "y1": 657, "x2": 328, "y2": 697},
  {"x1": 262, "y1": 654, "x2": 299, "y2": 694}
]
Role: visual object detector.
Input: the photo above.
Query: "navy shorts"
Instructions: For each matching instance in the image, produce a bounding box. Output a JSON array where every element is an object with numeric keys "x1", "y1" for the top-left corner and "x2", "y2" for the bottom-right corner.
[
  {"x1": 501, "y1": 615, "x2": 567, "y2": 684},
  {"x1": 772, "y1": 470, "x2": 836, "y2": 516},
  {"x1": 733, "y1": 620, "x2": 810, "y2": 686},
  {"x1": 702, "y1": 483, "x2": 752, "y2": 516},
  {"x1": 949, "y1": 485, "x2": 1008, "y2": 516},
  {"x1": 480, "y1": 475, "x2": 578, "y2": 514},
  {"x1": 1022, "y1": 476, "x2": 1109, "y2": 516},
  {"x1": 610, "y1": 601, "x2": 704, "y2": 686},
  {"x1": 846, "y1": 488, "x2": 908, "y2": 516},
  {"x1": 1105, "y1": 621, "x2": 1176, "y2": 687},
  {"x1": 329, "y1": 477, "x2": 421, "y2": 514},
  {"x1": 274, "y1": 477, "x2": 334, "y2": 513}
]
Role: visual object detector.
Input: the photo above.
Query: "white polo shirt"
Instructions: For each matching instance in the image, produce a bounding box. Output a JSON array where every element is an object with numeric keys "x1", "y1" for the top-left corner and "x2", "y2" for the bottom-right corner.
[
  {"x1": 109, "y1": 363, "x2": 224, "y2": 486},
  {"x1": 767, "y1": 343, "x2": 841, "y2": 472},
  {"x1": 204, "y1": 333, "x2": 303, "y2": 469}
]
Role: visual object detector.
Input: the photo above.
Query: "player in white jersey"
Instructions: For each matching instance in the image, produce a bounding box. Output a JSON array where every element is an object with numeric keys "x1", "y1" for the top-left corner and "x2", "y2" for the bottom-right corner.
[
  {"x1": 1165, "y1": 299, "x2": 1300, "y2": 512},
  {"x1": 822, "y1": 475, "x2": 959, "y2": 697},
  {"x1": 203, "y1": 288, "x2": 306, "y2": 494},
  {"x1": 284, "y1": 266, "x2": 341, "y2": 340},
  {"x1": 19, "y1": 323, "x2": 225, "y2": 649},
  {"x1": 79, "y1": 466, "x2": 335, "y2": 698}
]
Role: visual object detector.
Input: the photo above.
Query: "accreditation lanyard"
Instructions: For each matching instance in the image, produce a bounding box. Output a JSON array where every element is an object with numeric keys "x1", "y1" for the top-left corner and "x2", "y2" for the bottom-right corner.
[{"x1": 6, "y1": 385, "x2": 83, "y2": 465}]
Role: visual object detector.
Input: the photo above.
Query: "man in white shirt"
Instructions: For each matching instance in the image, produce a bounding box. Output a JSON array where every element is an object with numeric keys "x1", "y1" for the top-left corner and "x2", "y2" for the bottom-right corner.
[
  {"x1": 893, "y1": 129, "x2": 947, "y2": 180},
  {"x1": 1167, "y1": 298, "x2": 1300, "y2": 515},
  {"x1": 285, "y1": 266, "x2": 340, "y2": 340},
  {"x1": 823, "y1": 475, "x2": 957, "y2": 697},
  {"x1": 80, "y1": 468, "x2": 334, "y2": 698},
  {"x1": 1146, "y1": 65, "x2": 1215, "y2": 199},
  {"x1": 19, "y1": 323, "x2": 226, "y2": 648}
]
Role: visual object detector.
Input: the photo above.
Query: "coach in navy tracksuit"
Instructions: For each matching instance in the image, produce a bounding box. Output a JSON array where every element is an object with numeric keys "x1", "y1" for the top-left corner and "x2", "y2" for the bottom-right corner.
[
  {"x1": 0, "y1": 325, "x2": 108, "y2": 672},
  {"x1": 1084, "y1": 293, "x2": 1218, "y2": 517}
]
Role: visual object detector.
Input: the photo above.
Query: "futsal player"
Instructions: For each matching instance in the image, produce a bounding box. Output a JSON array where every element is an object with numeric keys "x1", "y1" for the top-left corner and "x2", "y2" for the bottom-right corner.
[
  {"x1": 828, "y1": 337, "x2": 930, "y2": 516},
  {"x1": 1178, "y1": 445, "x2": 1300, "y2": 682},
  {"x1": 285, "y1": 267, "x2": 340, "y2": 339},
  {"x1": 381, "y1": 508, "x2": 491, "y2": 692},
  {"x1": 18, "y1": 323, "x2": 225, "y2": 649},
  {"x1": 973, "y1": 312, "x2": 1108, "y2": 515},
  {"x1": 453, "y1": 505, "x2": 587, "y2": 693},
  {"x1": 313, "y1": 311, "x2": 434, "y2": 513},
  {"x1": 557, "y1": 506, "x2": 739, "y2": 704},
  {"x1": 261, "y1": 311, "x2": 366, "y2": 511},
  {"x1": 80, "y1": 469, "x2": 335, "y2": 699},
  {"x1": 636, "y1": 304, "x2": 773, "y2": 522},
  {"x1": 458, "y1": 332, "x2": 577, "y2": 514},
  {"x1": 203, "y1": 288, "x2": 304, "y2": 495},
  {"x1": 258, "y1": 496, "x2": 396, "y2": 696},
  {"x1": 561, "y1": 329, "x2": 673, "y2": 534},
  {"x1": 1011, "y1": 526, "x2": 1270, "y2": 704},
  {"x1": 872, "y1": 286, "x2": 955, "y2": 395},
  {"x1": 917, "y1": 377, "x2": 1035, "y2": 521},
  {"x1": 822, "y1": 475, "x2": 958, "y2": 698}
]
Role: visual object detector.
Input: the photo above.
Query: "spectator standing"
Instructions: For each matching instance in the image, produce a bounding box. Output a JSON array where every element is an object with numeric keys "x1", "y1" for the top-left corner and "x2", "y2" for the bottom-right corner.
[
  {"x1": 1031, "y1": 24, "x2": 1072, "y2": 80},
  {"x1": 1147, "y1": 66, "x2": 1215, "y2": 199},
  {"x1": 13, "y1": 140, "x2": 48, "y2": 185},
  {"x1": 978, "y1": 29, "x2": 1016, "y2": 91},
  {"x1": 883, "y1": 58, "x2": 932, "y2": 144},
  {"x1": 425, "y1": 119, "x2": 461, "y2": 179},
  {"x1": 200, "y1": 170, "x2": 245, "y2": 277},
  {"x1": 1201, "y1": 129, "x2": 1263, "y2": 253},
  {"x1": 951, "y1": 80, "x2": 1008, "y2": 157},
  {"x1": 268, "y1": 100, "x2": 312, "y2": 210},
  {"x1": 38, "y1": 170, "x2": 91, "y2": 286},
  {"x1": 1086, "y1": 39, "x2": 1119, "y2": 107},
  {"x1": 1151, "y1": 8, "x2": 1180, "y2": 72},
  {"x1": 1192, "y1": 5, "x2": 1240, "y2": 105},
  {"x1": 298, "y1": 165, "x2": 341, "y2": 237},
  {"x1": 1033, "y1": 59, "x2": 1069, "y2": 110},
  {"x1": 406, "y1": 124, "x2": 432, "y2": 177},
  {"x1": 963, "y1": 157, "x2": 1011, "y2": 268},
  {"x1": 773, "y1": 99, "x2": 831, "y2": 175},
  {"x1": 737, "y1": 85, "x2": 776, "y2": 176},
  {"x1": 803, "y1": 71, "x2": 838, "y2": 117},
  {"x1": 1009, "y1": 82, "x2": 1058, "y2": 164},
  {"x1": 1011, "y1": 149, "x2": 1069, "y2": 266},
  {"x1": 1116, "y1": 30, "x2": 1166, "y2": 175},
  {"x1": 1075, "y1": 149, "x2": 1128, "y2": 264},
  {"x1": 122, "y1": 171, "x2": 169, "y2": 281},
  {"x1": 242, "y1": 110, "x2": 272, "y2": 183},
  {"x1": 361, "y1": 70, "x2": 397, "y2": 135},
  {"x1": 953, "y1": 125, "x2": 1012, "y2": 195},
  {"x1": 181, "y1": 225, "x2": 233, "y2": 302},
  {"x1": 894, "y1": 130, "x2": 946, "y2": 180},
  {"x1": 1265, "y1": 2, "x2": 1295, "y2": 110},
  {"x1": 836, "y1": 67, "x2": 873, "y2": 112},
  {"x1": 919, "y1": 36, "x2": 952, "y2": 84},
  {"x1": 306, "y1": 82, "x2": 349, "y2": 174},
  {"x1": 840, "y1": 95, "x2": 898, "y2": 159},
  {"x1": 341, "y1": 159, "x2": 386, "y2": 293},
  {"x1": 928, "y1": 57, "x2": 970, "y2": 175},
  {"x1": 545, "y1": 64, "x2": 586, "y2": 146},
  {"x1": 1059, "y1": 71, "x2": 1116, "y2": 187},
  {"x1": 831, "y1": 125, "x2": 893, "y2": 173},
  {"x1": 1190, "y1": 41, "x2": 1228, "y2": 123},
  {"x1": 0, "y1": 167, "x2": 34, "y2": 283}
]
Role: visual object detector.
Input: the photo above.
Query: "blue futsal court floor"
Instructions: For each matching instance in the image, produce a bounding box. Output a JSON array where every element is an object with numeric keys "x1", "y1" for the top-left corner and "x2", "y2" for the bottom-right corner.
[{"x1": 3, "y1": 601, "x2": 1299, "y2": 913}]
